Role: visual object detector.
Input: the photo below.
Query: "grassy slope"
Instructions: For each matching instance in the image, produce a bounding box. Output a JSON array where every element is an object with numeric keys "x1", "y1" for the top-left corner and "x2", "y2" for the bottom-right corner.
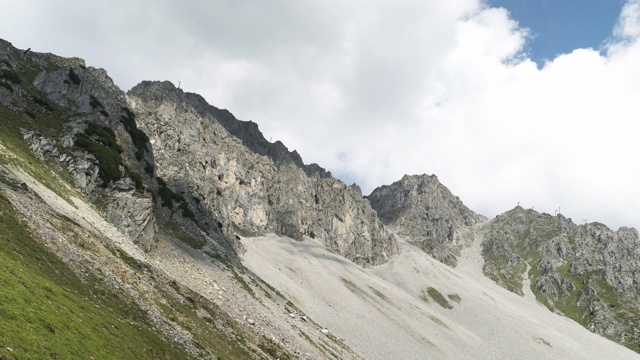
[
  {"x1": 0, "y1": 48, "x2": 290, "y2": 359},
  {"x1": 0, "y1": 190, "x2": 189, "y2": 360}
]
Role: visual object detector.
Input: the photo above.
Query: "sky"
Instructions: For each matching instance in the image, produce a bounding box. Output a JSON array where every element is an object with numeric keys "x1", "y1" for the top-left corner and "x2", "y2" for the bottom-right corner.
[{"x1": 1, "y1": 1, "x2": 640, "y2": 231}]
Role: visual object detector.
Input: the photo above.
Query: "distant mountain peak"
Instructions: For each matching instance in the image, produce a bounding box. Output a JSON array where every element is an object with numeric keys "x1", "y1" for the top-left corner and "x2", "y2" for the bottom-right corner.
[{"x1": 367, "y1": 173, "x2": 485, "y2": 266}]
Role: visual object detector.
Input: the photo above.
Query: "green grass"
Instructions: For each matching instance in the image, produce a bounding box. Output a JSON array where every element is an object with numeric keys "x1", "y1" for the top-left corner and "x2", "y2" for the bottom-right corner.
[
  {"x1": 0, "y1": 191, "x2": 189, "y2": 360},
  {"x1": 0, "y1": 107, "x2": 77, "y2": 205},
  {"x1": 153, "y1": 287, "x2": 253, "y2": 360},
  {"x1": 232, "y1": 268, "x2": 257, "y2": 300},
  {"x1": 426, "y1": 287, "x2": 453, "y2": 309},
  {"x1": 75, "y1": 132, "x2": 123, "y2": 183},
  {"x1": 481, "y1": 243, "x2": 526, "y2": 295}
]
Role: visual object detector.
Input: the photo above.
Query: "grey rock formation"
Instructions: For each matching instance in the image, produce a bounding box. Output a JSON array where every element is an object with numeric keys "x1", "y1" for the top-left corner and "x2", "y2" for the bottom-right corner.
[
  {"x1": 1, "y1": 39, "x2": 156, "y2": 251},
  {"x1": 482, "y1": 206, "x2": 640, "y2": 351},
  {"x1": 367, "y1": 174, "x2": 484, "y2": 265},
  {"x1": 127, "y1": 81, "x2": 397, "y2": 266},
  {"x1": 104, "y1": 178, "x2": 157, "y2": 252}
]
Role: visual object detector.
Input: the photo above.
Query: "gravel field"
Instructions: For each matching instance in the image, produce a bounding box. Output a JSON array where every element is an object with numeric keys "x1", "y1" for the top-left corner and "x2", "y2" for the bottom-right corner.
[{"x1": 242, "y1": 232, "x2": 640, "y2": 359}]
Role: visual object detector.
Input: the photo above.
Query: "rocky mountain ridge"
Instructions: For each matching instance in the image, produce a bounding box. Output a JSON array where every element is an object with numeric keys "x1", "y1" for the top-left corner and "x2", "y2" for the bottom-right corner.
[
  {"x1": 367, "y1": 174, "x2": 485, "y2": 265},
  {"x1": 2, "y1": 37, "x2": 640, "y2": 358},
  {"x1": 127, "y1": 80, "x2": 397, "y2": 266},
  {"x1": 481, "y1": 206, "x2": 640, "y2": 352}
]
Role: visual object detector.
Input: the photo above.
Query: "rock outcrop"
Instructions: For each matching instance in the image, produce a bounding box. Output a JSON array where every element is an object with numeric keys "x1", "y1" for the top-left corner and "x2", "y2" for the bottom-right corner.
[
  {"x1": 1, "y1": 39, "x2": 157, "y2": 250},
  {"x1": 127, "y1": 81, "x2": 397, "y2": 266},
  {"x1": 367, "y1": 174, "x2": 484, "y2": 265},
  {"x1": 482, "y1": 206, "x2": 640, "y2": 351}
]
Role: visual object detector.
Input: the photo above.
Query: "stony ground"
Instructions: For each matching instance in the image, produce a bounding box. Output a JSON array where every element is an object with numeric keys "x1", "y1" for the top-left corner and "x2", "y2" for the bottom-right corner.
[
  {"x1": 3, "y1": 160, "x2": 353, "y2": 359},
  {"x1": 241, "y1": 228, "x2": 640, "y2": 360}
]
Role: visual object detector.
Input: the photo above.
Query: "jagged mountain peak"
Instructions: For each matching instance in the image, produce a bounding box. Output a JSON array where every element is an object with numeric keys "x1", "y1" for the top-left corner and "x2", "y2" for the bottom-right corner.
[
  {"x1": 127, "y1": 80, "x2": 397, "y2": 266},
  {"x1": 367, "y1": 173, "x2": 484, "y2": 266},
  {"x1": 368, "y1": 173, "x2": 478, "y2": 222}
]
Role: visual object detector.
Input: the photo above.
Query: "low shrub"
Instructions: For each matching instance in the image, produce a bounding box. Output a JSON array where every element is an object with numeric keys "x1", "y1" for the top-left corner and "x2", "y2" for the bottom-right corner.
[
  {"x1": 120, "y1": 107, "x2": 149, "y2": 160},
  {"x1": 89, "y1": 95, "x2": 104, "y2": 110},
  {"x1": 84, "y1": 123, "x2": 122, "y2": 152},
  {"x1": 156, "y1": 177, "x2": 166, "y2": 187},
  {"x1": 128, "y1": 171, "x2": 143, "y2": 190},
  {"x1": 0, "y1": 81, "x2": 13, "y2": 93},
  {"x1": 0, "y1": 69, "x2": 20, "y2": 84},
  {"x1": 75, "y1": 133, "x2": 122, "y2": 184},
  {"x1": 75, "y1": 123, "x2": 126, "y2": 184},
  {"x1": 157, "y1": 180, "x2": 194, "y2": 221},
  {"x1": 143, "y1": 161, "x2": 154, "y2": 175},
  {"x1": 179, "y1": 202, "x2": 196, "y2": 220},
  {"x1": 32, "y1": 95, "x2": 54, "y2": 112},
  {"x1": 158, "y1": 185, "x2": 175, "y2": 209}
]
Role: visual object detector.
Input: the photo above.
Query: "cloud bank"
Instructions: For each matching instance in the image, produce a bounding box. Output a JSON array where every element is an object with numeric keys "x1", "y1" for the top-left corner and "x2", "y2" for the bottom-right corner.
[{"x1": 2, "y1": 0, "x2": 640, "y2": 229}]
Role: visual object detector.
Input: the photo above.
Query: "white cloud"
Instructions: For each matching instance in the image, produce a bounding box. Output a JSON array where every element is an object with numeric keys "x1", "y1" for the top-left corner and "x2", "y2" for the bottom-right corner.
[
  {"x1": 614, "y1": 0, "x2": 640, "y2": 39},
  {"x1": 1, "y1": 0, "x2": 640, "y2": 230}
]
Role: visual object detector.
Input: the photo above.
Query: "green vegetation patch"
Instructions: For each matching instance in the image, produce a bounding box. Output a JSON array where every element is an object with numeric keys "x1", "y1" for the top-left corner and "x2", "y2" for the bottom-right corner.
[
  {"x1": 153, "y1": 282, "x2": 254, "y2": 359},
  {"x1": 120, "y1": 107, "x2": 150, "y2": 161},
  {"x1": 0, "y1": 195, "x2": 189, "y2": 359},
  {"x1": 157, "y1": 181, "x2": 184, "y2": 209},
  {"x1": 75, "y1": 126, "x2": 123, "y2": 185},
  {"x1": 232, "y1": 268, "x2": 257, "y2": 300},
  {"x1": 368, "y1": 286, "x2": 391, "y2": 304},
  {"x1": 0, "y1": 107, "x2": 75, "y2": 204},
  {"x1": 89, "y1": 95, "x2": 104, "y2": 110},
  {"x1": 31, "y1": 95, "x2": 54, "y2": 112},
  {"x1": 426, "y1": 287, "x2": 453, "y2": 309},
  {"x1": 156, "y1": 177, "x2": 196, "y2": 221},
  {"x1": 0, "y1": 69, "x2": 21, "y2": 85}
]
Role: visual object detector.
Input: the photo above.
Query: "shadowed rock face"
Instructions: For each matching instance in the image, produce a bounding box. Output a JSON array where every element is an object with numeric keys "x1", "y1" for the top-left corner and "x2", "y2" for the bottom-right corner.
[
  {"x1": 482, "y1": 206, "x2": 640, "y2": 351},
  {"x1": 367, "y1": 174, "x2": 484, "y2": 266},
  {"x1": 127, "y1": 81, "x2": 397, "y2": 266}
]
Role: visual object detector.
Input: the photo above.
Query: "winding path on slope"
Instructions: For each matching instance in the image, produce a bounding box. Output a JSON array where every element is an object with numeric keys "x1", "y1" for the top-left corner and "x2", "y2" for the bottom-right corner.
[{"x1": 456, "y1": 223, "x2": 539, "y2": 306}]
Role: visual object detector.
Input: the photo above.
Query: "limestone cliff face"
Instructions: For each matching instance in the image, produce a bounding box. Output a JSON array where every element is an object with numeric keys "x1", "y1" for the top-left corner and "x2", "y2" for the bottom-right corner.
[
  {"x1": 0, "y1": 39, "x2": 156, "y2": 250},
  {"x1": 127, "y1": 81, "x2": 397, "y2": 266},
  {"x1": 367, "y1": 174, "x2": 484, "y2": 265},
  {"x1": 482, "y1": 206, "x2": 640, "y2": 350}
]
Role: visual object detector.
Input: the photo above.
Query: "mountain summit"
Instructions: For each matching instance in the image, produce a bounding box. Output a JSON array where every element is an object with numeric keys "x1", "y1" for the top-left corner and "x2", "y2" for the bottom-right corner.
[{"x1": 367, "y1": 174, "x2": 485, "y2": 265}]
